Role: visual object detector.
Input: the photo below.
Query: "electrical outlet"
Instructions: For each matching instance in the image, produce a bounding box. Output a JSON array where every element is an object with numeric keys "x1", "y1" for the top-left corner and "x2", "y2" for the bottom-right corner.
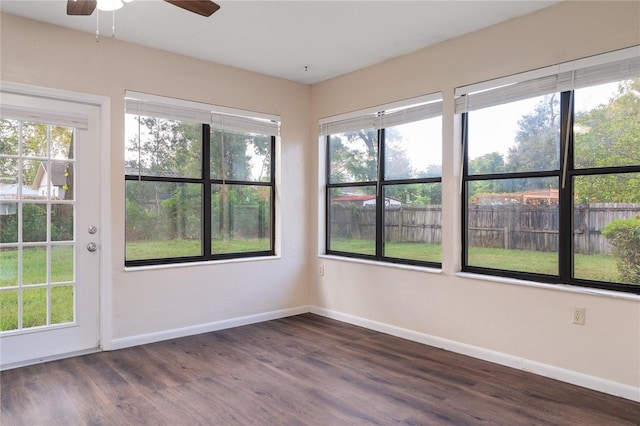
[
  {"x1": 572, "y1": 307, "x2": 586, "y2": 325},
  {"x1": 319, "y1": 265, "x2": 325, "y2": 276}
]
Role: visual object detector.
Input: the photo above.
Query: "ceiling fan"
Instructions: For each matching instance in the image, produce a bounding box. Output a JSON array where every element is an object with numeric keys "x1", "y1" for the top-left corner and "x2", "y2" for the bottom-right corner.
[{"x1": 66, "y1": 0, "x2": 220, "y2": 17}]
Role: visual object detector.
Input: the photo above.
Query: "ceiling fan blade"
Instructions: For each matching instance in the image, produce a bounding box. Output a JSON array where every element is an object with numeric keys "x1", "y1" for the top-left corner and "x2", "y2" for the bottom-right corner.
[
  {"x1": 164, "y1": 0, "x2": 220, "y2": 17},
  {"x1": 66, "y1": 0, "x2": 97, "y2": 16}
]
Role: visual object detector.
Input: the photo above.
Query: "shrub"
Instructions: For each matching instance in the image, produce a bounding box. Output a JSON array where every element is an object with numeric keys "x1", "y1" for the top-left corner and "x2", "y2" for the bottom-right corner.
[{"x1": 602, "y1": 216, "x2": 640, "y2": 283}]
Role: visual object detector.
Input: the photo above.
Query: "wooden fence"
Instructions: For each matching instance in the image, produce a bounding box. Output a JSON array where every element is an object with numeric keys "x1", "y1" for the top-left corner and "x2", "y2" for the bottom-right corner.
[{"x1": 330, "y1": 203, "x2": 640, "y2": 254}]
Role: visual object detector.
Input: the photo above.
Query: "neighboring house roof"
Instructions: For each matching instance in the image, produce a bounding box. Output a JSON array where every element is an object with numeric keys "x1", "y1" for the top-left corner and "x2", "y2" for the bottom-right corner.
[
  {"x1": 0, "y1": 183, "x2": 41, "y2": 200},
  {"x1": 32, "y1": 161, "x2": 70, "y2": 188}
]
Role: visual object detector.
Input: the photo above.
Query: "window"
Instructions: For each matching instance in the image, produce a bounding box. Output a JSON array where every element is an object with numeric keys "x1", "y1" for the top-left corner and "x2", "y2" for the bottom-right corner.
[
  {"x1": 321, "y1": 95, "x2": 443, "y2": 267},
  {"x1": 457, "y1": 47, "x2": 640, "y2": 294},
  {"x1": 124, "y1": 92, "x2": 278, "y2": 266}
]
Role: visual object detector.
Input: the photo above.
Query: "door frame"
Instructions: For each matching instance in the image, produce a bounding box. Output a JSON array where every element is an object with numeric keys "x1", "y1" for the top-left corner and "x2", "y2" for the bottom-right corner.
[{"x1": 0, "y1": 81, "x2": 112, "y2": 366}]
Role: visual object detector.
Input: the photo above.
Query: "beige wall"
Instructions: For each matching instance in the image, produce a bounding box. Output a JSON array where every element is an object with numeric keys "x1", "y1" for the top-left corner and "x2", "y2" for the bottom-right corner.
[
  {"x1": 311, "y1": 1, "x2": 640, "y2": 395},
  {"x1": 2, "y1": 0, "x2": 639, "y2": 400},
  {"x1": 1, "y1": 13, "x2": 312, "y2": 339}
]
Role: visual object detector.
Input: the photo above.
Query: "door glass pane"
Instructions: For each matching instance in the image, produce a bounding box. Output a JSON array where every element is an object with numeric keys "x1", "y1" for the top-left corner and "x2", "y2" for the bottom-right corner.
[
  {"x1": 574, "y1": 79, "x2": 639, "y2": 169},
  {"x1": 22, "y1": 122, "x2": 47, "y2": 158},
  {"x1": 467, "y1": 178, "x2": 559, "y2": 275},
  {"x1": 22, "y1": 160, "x2": 41, "y2": 196},
  {"x1": 0, "y1": 119, "x2": 19, "y2": 156},
  {"x1": 0, "y1": 203, "x2": 18, "y2": 243},
  {"x1": 51, "y1": 126, "x2": 74, "y2": 160},
  {"x1": 0, "y1": 247, "x2": 18, "y2": 287},
  {"x1": 47, "y1": 161, "x2": 74, "y2": 201},
  {"x1": 328, "y1": 186, "x2": 377, "y2": 255},
  {"x1": 51, "y1": 245, "x2": 74, "y2": 283},
  {"x1": 51, "y1": 285, "x2": 74, "y2": 325},
  {"x1": 467, "y1": 94, "x2": 561, "y2": 175},
  {"x1": 51, "y1": 204, "x2": 73, "y2": 242},
  {"x1": 0, "y1": 157, "x2": 19, "y2": 184},
  {"x1": 574, "y1": 173, "x2": 640, "y2": 285},
  {"x1": 22, "y1": 246, "x2": 47, "y2": 285},
  {"x1": 211, "y1": 184, "x2": 272, "y2": 254},
  {"x1": 22, "y1": 287, "x2": 47, "y2": 328},
  {"x1": 383, "y1": 183, "x2": 442, "y2": 263},
  {"x1": 22, "y1": 203, "x2": 47, "y2": 243},
  {"x1": 0, "y1": 289, "x2": 18, "y2": 331}
]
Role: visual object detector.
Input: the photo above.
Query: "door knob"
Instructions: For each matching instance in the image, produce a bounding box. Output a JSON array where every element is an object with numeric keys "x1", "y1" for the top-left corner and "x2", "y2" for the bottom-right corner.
[{"x1": 87, "y1": 242, "x2": 97, "y2": 253}]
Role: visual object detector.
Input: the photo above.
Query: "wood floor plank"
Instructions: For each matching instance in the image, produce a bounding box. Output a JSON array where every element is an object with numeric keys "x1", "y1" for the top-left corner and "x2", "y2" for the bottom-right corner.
[{"x1": 2, "y1": 314, "x2": 639, "y2": 425}]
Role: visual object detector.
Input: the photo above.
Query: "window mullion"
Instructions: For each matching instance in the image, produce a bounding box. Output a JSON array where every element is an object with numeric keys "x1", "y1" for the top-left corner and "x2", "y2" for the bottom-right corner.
[
  {"x1": 376, "y1": 128, "x2": 384, "y2": 259},
  {"x1": 558, "y1": 91, "x2": 573, "y2": 281},
  {"x1": 203, "y1": 124, "x2": 211, "y2": 258}
]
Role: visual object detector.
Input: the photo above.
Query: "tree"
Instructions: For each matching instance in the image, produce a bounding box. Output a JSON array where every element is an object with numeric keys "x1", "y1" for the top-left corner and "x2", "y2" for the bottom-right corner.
[
  {"x1": 573, "y1": 78, "x2": 640, "y2": 203},
  {"x1": 469, "y1": 152, "x2": 506, "y2": 175},
  {"x1": 505, "y1": 94, "x2": 560, "y2": 194}
]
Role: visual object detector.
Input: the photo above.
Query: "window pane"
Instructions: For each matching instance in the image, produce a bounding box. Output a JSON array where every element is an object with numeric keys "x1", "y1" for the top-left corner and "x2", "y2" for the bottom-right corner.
[
  {"x1": 574, "y1": 79, "x2": 640, "y2": 169},
  {"x1": 50, "y1": 126, "x2": 74, "y2": 160},
  {"x1": 468, "y1": 94, "x2": 560, "y2": 175},
  {"x1": 51, "y1": 245, "x2": 73, "y2": 283},
  {"x1": 125, "y1": 114, "x2": 202, "y2": 179},
  {"x1": 22, "y1": 203, "x2": 47, "y2": 243},
  {"x1": 467, "y1": 178, "x2": 559, "y2": 275},
  {"x1": 328, "y1": 129, "x2": 378, "y2": 183},
  {"x1": 0, "y1": 248, "x2": 18, "y2": 287},
  {"x1": 328, "y1": 186, "x2": 376, "y2": 255},
  {"x1": 51, "y1": 285, "x2": 74, "y2": 325},
  {"x1": 0, "y1": 289, "x2": 18, "y2": 331},
  {"x1": 574, "y1": 173, "x2": 640, "y2": 285},
  {"x1": 0, "y1": 203, "x2": 18, "y2": 243},
  {"x1": 51, "y1": 204, "x2": 73, "y2": 242},
  {"x1": 385, "y1": 117, "x2": 442, "y2": 180},
  {"x1": 211, "y1": 130, "x2": 271, "y2": 182},
  {"x1": 125, "y1": 181, "x2": 202, "y2": 261},
  {"x1": 211, "y1": 184, "x2": 272, "y2": 254},
  {"x1": 22, "y1": 246, "x2": 47, "y2": 284},
  {"x1": 383, "y1": 183, "x2": 441, "y2": 263},
  {"x1": 22, "y1": 287, "x2": 46, "y2": 328},
  {"x1": 1, "y1": 118, "x2": 20, "y2": 156},
  {"x1": 22, "y1": 122, "x2": 47, "y2": 158}
]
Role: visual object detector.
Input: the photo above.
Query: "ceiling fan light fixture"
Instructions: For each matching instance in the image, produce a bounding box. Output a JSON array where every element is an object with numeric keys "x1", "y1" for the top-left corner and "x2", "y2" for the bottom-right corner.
[{"x1": 97, "y1": 0, "x2": 123, "y2": 12}]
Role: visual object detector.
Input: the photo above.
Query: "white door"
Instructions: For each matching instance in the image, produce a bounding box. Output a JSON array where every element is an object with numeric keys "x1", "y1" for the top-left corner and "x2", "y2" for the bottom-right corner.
[{"x1": 0, "y1": 92, "x2": 101, "y2": 368}]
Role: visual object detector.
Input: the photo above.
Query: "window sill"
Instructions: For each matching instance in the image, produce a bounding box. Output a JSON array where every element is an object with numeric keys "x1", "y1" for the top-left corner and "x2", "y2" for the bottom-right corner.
[
  {"x1": 124, "y1": 255, "x2": 282, "y2": 273},
  {"x1": 318, "y1": 254, "x2": 443, "y2": 275},
  {"x1": 455, "y1": 272, "x2": 640, "y2": 302}
]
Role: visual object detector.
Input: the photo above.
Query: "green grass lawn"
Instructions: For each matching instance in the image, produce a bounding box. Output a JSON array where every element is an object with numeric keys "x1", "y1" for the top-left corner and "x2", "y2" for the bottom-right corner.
[
  {"x1": 331, "y1": 238, "x2": 624, "y2": 282},
  {"x1": 126, "y1": 238, "x2": 271, "y2": 260}
]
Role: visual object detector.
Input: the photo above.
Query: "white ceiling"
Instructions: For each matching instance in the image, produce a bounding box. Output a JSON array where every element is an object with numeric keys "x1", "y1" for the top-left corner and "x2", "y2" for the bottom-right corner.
[{"x1": 1, "y1": 0, "x2": 560, "y2": 84}]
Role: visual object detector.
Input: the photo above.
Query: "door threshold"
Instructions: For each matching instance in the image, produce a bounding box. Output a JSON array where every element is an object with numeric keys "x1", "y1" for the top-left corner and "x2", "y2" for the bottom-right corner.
[{"x1": 0, "y1": 347, "x2": 102, "y2": 371}]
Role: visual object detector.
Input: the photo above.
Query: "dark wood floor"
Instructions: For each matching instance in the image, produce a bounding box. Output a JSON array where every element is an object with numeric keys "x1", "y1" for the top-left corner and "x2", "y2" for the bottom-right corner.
[{"x1": 2, "y1": 314, "x2": 639, "y2": 425}]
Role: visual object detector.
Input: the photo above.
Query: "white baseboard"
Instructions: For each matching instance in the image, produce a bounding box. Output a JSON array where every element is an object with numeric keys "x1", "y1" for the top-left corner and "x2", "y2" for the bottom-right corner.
[
  {"x1": 310, "y1": 306, "x2": 640, "y2": 403},
  {"x1": 110, "y1": 306, "x2": 310, "y2": 351}
]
